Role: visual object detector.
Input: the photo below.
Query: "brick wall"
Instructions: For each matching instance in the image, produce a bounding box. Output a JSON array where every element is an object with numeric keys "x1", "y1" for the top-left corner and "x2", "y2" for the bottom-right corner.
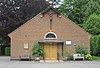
[{"x1": 9, "y1": 13, "x2": 90, "y2": 59}]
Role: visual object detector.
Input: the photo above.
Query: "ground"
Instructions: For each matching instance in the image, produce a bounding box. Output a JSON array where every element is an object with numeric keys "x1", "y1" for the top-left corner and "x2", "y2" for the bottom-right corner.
[{"x1": 0, "y1": 57, "x2": 100, "y2": 68}]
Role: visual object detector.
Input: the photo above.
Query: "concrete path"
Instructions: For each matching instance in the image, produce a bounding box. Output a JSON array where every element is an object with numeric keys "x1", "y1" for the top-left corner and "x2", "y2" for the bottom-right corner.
[{"x1": 0, "y1": 56, "x2": 100, "y2": 68}]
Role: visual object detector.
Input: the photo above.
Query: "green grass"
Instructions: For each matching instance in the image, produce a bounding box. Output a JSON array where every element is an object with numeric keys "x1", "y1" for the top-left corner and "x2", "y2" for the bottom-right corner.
[{"x1": 92, "y1": 56, "x2": 100, "y2": 60}]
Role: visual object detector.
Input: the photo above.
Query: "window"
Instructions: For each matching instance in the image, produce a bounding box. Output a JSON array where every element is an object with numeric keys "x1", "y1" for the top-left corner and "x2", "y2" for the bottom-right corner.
[
  {"x1": 46, "y1": 33, "x2": 56, "y2": 38},
  {"x1": 44, "y1": 32, "x2": 57, "y2": 39},
  {"x1": 24, "y1": 43, "x2": 29, "y2": 50}
]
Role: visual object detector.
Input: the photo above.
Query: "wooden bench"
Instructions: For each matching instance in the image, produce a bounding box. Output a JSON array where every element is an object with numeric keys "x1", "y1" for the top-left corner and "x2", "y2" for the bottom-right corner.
[
  {"x1": 19, "y1": 55, "x2": 31, "y2": 60},
  {"x1": 73, "y1": 54, "x2": 84, "y2": 60}
]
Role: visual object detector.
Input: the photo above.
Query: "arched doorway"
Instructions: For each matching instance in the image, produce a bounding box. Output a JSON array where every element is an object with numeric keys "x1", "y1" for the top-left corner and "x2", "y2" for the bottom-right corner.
[
  {"x1": 43, "y1": 32, "x2": 58, "y2": 60},
  {"x1": 39, "y1": 32, "x2": 64, "y2": 60}
]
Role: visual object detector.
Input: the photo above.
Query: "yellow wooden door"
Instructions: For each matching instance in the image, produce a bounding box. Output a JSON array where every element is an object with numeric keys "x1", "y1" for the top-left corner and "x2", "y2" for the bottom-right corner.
[
  {"x1": 50, "y1": 44, "x2": 57, "y2": 60},
  {"x1": 44, "y1": 44, "x2": 50, "y2": 60},
  {"x1": 44, "y1": 44, "x2": 57, "y2": 60}
]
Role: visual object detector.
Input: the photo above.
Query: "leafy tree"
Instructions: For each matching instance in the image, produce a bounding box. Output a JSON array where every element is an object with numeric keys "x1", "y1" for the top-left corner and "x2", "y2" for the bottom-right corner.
[
  {"x1": 0, "y1": 0, "x2": 49, "y2": 47},
  {"x1": 59, "y1": 0, "x2": 100, "y2": 24},
  {"x1": 90, "y1": 35, "x2": 100, "y2": 56},
  {"x1": 83, "y1": 14, "x2": 100, "y2": 35},
  {"x1": 0, "y1": 0, "x2": 49, "y2": 37}
]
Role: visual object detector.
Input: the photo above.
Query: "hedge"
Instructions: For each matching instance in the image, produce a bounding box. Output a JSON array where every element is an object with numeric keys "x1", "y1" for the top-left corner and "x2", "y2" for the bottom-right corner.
[
  {"x1": 0, "y1": 47, "x2": 1, "y2": 56},
  {"x1": 5, "y1": 47, "x2": 10, "y2": 56}
]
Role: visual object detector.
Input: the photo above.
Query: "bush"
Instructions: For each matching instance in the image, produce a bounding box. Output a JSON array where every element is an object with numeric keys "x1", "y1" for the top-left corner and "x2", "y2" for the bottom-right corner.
[
  {"x1": 0, "y1": 47, "x2": 1, "y2": 56},
  {"x1": 90, "y1": 35, "x2": 100, "y2": 56},
  {"x1": 5, "y1": 47, "x2": 10, "y2": 56},
  {"x1": 63, "y1": 51, "x2": 73, "y2": 60},
  {"x1": 85, "y1": 54, "x2": 92, "y2": 60},
  {"x1": 67, "y1": 54, "x2": 73, "y2": 60},
  {"x1": 32, "y1": 43, "x2": 45, "y2": 57},
  {"x1": 75, "y1": 46, "x2": 89, "y2": 55}
]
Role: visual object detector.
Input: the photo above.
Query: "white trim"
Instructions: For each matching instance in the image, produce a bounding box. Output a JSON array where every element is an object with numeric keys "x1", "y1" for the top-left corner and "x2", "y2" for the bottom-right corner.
[{"x1": 44, "y1": 32, "x2": 57, "y2": 39}]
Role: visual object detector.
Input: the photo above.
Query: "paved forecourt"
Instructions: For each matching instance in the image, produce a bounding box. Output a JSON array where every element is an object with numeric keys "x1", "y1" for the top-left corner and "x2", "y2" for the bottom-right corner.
[{"x1": 0, "y1": 57, "x2": 100, "y2": 68}]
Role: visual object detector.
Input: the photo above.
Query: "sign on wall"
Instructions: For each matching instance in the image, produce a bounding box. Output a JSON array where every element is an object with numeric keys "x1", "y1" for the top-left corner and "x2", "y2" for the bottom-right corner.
[
  {"x1": 66, "y1": 40, "x2": 71, "y2": 45},
  {"x1": 24, "y1": 43, "x2": 29, "y2": 49}
]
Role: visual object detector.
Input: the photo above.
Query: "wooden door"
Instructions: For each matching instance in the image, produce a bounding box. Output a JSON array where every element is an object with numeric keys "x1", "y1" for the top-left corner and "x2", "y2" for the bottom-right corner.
[
  {"x1": 44, "y1": 44, "x2": 50, "y2": 60},
  {"x1": 44, "y1": 44, "x2": 57, "y2": 60}
]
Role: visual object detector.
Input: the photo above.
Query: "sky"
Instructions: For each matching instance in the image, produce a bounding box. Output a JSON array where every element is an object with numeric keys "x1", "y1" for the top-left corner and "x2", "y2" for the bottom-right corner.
[
  {"x1": 46, "y1": 0, "x2": 64, "y2": 8},
  {"x1": 46, "y1": 0, "x2": 64, "y2": 2}
]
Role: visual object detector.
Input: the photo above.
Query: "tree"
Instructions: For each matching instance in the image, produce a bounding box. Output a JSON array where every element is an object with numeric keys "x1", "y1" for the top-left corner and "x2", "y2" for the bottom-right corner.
[
  {"x1": 0, "y1": 0, "x2": 49, "y2": 37},
  {"x1": 83, "y1": 14, "x2": 100, "y2": 35},
  {"x1": 90, "y1": 35, "x2": 100, "y2": 56},
  {"x1": 0, "y1": 0, "x2": 49, "y2": 49},
  {"x1": 59, "y1": 0, "x2": 100, "y2": 24}
]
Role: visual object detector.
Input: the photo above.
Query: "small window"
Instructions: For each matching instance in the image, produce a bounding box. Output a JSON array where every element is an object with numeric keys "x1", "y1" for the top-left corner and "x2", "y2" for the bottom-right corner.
[
  {"x1": 44, "y1": 32, "x2": 57, "y2": 39},
  {"x1": 46, "y1": 33, "x2": 56, "y2": 38},
  {"x1": 24, "y1": 43, "x2": 29, "y2": 50}
]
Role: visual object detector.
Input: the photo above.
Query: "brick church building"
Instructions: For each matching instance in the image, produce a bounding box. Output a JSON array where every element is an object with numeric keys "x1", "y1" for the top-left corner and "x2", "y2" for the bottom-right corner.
[{"x1": 8, "y1": 6, "x2": 90, "y2": 60}]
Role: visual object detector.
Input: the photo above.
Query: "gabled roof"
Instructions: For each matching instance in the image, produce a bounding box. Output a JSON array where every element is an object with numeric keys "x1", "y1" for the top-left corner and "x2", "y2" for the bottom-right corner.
[
  {"x1": 8, "y1": 6, "x2": 61, "y2": 37},
  {"x1": 8, "y1": 6, "x2": 91, "y2": 37}
]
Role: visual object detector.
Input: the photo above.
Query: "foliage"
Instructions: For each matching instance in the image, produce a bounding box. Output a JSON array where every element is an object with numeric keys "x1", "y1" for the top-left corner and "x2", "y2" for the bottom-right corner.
[
  {"x1": 67, "y1": 54, "x2": 73, "y2": 60},
  {"x1": 63, "y1": 50, "x2": 73, "y2": 60},
  {"x1": 0, "y1": 47, "x2": 1, "y2": 56},
  {"x1": 90, "y1": 35, "x2": 100, "y2": 56},
  {"x1": 62, "y1": 51, "x2": 70, "y2": 60},
  {"x1": 75, "y1": 46, "x2": 89, "y2": 55},
  {"x1": 0, "y1": 37, "x2": 10, "y2": 46},
  {"x1": 92, "y1": 56, "x2": 100, "y2": 60},
  {"x1": 83, "y1": 14, "x2": 100, "y2": 35},
  {"x1": 59, "y1": 0, "x2": 100, "y2": 24},
  {"x1": 63, "y1": 50, "x2": 70, "y2": 56},
  {"x1": 5, "y1": 47, "x2": 10, "y2": 56},
  {"x1": 0, "y1": 0, "x2": 48, "y2": 37},
  {"x1": 0, "y1": 0, "x2": 48, "y2": 55},
  {"x1": 32, "y1": 43, "x2": 45, "y2": 57},
  {"x1": 85, "y1": 54, "x2": 92, "y2": 60}
]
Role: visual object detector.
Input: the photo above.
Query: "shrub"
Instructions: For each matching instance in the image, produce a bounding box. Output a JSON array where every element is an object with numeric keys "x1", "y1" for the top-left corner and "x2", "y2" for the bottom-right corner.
[
  {"x1": 75, "y1": 46, "x2": 89, "y2": 55},
  {"x1": 5, "y1": 47, "x2": 10, "y2": 56},
  {"x1": 32, "y1": 43, "x2": 45, "y2": 57},
  {"x1": 67, "y1": 54, "x2": 73, "y2": 60},
  {"x1": 63, "y1": 51, "x2": 72, "y2": 60},
  {"x1": 90, "y1": 35, "x2": 100, "y2": 56},
  {"x1": 0, "y1": 47, "x2": 1, "y2": 56},
  {"x1": 85, "y1": 54, "x2": 92, "y2": 60}
]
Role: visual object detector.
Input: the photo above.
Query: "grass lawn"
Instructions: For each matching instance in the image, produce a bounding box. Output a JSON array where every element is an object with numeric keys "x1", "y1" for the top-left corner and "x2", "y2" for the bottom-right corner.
[{"x1": 92, "y1": 56, "x2": 100, "y2": 60}]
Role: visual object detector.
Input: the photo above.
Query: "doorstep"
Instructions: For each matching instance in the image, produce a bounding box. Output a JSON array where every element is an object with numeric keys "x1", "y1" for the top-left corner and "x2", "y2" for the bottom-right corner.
[{"x1": 40, "y1": 60, "x2": 63, "y2": 62}]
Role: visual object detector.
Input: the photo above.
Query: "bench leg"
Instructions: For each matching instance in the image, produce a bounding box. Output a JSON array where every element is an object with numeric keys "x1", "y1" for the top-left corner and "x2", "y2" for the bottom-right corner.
[{"x1": 83, "y1": 58, "x2": 85, "y2": 61}]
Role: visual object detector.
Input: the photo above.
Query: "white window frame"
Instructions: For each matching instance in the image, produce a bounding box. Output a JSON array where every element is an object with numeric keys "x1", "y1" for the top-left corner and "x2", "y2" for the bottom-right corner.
[{"x1": 44, "y1": 32, "x2": 57, "y2": 39}]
